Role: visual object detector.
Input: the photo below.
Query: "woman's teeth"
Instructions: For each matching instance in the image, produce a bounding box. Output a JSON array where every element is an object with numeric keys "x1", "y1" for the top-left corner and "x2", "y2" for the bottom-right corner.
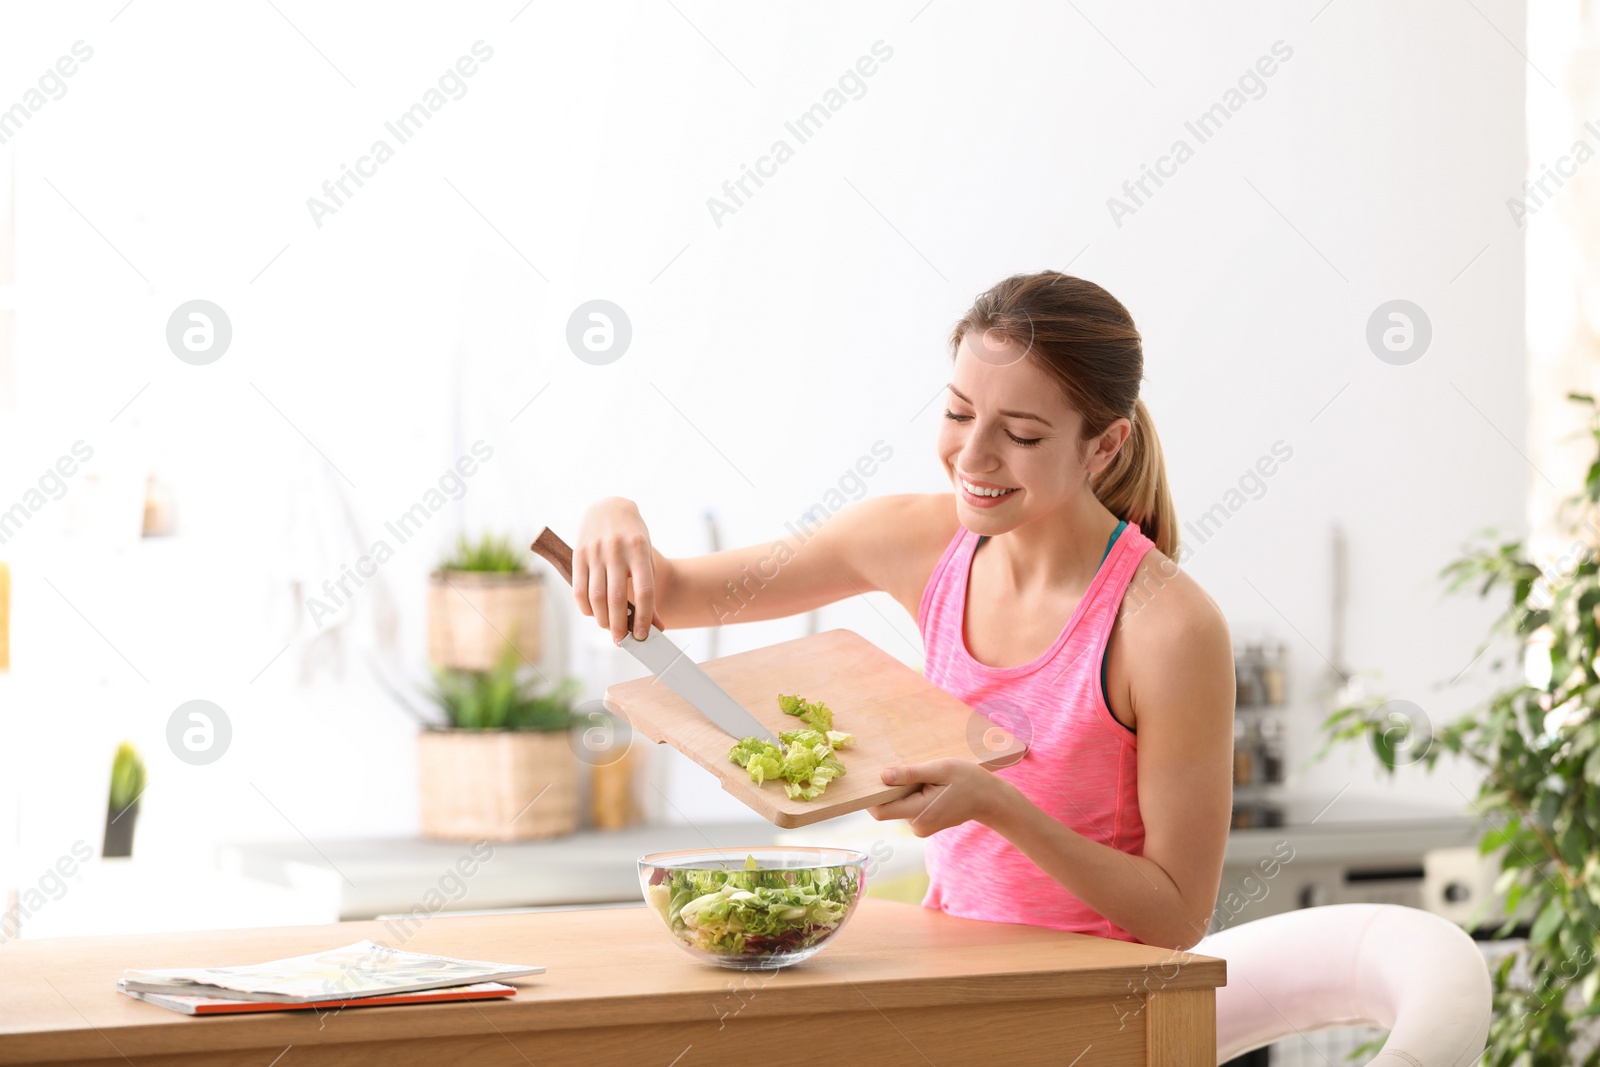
[{"x1": 962, "y1": 479, "x2": 1018, "y2": 498}]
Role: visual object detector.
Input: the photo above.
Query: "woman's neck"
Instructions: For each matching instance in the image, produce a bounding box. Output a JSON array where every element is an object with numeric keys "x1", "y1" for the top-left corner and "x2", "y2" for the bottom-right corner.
[{"x1": 978, "y1": 494, "x2": 1122, "y2": 595}]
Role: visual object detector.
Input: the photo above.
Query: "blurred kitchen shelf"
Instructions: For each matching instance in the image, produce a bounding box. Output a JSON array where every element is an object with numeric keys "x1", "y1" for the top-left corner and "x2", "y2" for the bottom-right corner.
[
  {"x1": 219, "y1": 819, "x2": 784, "y2": 922},
  {"x1": 1218, "y1": 791, "x2": 1488, "y2": 935},
  {"x1": 14, "y1": 856, "x2": 341, "y2": 940},
  {"x1": 1225, "y1": 792, "x2": 1478, "y2": 865}
]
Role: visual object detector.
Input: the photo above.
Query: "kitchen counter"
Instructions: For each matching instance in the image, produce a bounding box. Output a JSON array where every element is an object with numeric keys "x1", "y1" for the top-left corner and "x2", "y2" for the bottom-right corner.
[
  {"x1": 0, "y1": 897, "x2": 1224, "y2": 1066},
  {"x1": 1217, "y1": 791, "x2": 1487, "y2": 928},
  {"x1": 220, "y1": 819, "x2": 787, "y2": 921},
  {"x1": 1225, "y1": 794, "x2": 1478, "y2": 866}
]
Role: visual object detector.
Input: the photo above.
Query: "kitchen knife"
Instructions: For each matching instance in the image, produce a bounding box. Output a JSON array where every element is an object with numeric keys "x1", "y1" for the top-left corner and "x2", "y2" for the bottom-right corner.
[{"x1": 529, "y1": 528, "x2": 781, "y2": 744}]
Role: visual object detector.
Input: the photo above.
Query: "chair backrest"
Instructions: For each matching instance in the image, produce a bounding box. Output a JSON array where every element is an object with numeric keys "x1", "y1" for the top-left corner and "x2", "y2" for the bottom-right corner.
[{"x1": 1190, "y1": 902, "x2": 1491, "y2": 1065}]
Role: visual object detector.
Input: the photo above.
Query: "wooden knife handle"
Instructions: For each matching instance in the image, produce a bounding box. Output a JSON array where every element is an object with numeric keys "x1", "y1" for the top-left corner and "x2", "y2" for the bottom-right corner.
[
  {"x1": 530, "y1": 528, "x2": 638, "y2": 630},
  {"x1": 529, "y1": 528, "x2": 576, "y2": 584}
]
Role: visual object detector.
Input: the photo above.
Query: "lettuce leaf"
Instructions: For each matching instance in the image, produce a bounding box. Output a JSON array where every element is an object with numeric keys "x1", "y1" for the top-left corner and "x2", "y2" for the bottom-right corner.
[
  {"x1": 778, "y1": 693, "x2": 834, "y2": 731},
  {"x1": 728, "y1": 694, "x2": 852, "y2": 801}
]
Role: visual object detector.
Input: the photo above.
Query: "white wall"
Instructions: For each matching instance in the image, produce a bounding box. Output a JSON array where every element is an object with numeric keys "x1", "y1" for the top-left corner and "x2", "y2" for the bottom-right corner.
[{"x1": 0, "y1": 0, "x2": 1528, "y2": 880}]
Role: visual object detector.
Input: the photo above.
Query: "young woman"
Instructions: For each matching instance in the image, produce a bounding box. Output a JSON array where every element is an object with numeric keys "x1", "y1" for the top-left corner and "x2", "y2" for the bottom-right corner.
[{"x1": 572, "y1": 271, "x2": 1235, "y2": 951}]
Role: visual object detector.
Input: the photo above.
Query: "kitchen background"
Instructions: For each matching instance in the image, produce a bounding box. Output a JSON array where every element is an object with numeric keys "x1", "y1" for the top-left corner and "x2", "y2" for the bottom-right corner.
[{"x1": 0, "y1": 6, "x2": 1583, "y2": 1050}]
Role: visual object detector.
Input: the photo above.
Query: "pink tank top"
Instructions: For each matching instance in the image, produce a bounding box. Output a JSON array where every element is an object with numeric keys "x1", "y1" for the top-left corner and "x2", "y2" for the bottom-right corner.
[{"x1": 916, "y1": 519, "x2": 1153, "y2": 942}]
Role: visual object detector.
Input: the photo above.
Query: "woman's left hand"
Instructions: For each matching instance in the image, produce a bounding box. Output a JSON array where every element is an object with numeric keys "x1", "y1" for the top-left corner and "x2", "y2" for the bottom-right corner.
[{"x1": 865, "y1": 758, "x2": 1015, "y2": 836}]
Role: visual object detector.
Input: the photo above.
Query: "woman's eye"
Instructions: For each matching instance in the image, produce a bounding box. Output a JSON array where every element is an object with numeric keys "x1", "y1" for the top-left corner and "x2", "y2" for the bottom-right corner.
[{"x1": 944, "y1": 410, "x2": 1041, "y2": 446}]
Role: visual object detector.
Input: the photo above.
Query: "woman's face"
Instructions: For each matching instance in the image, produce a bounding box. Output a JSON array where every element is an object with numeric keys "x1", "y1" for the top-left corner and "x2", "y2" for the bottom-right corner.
[{"x1": 937, "y1": 329, "x2": 1121, "y2": 530}]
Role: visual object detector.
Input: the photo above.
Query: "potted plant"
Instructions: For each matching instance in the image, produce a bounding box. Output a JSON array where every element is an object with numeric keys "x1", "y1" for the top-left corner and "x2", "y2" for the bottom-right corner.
[
  {"x1": 395, "y1": 644, "x2": 583, "y2": 841},
  {"x1": 103, "y1": 741, "x2": 145, "y2": 858},
  {"x1": 428, "y1": 532, "x2": 544, "y2": 671},
  {"x1": 1313, "y1": 391, "x2": 1600, "y2": 1064}
]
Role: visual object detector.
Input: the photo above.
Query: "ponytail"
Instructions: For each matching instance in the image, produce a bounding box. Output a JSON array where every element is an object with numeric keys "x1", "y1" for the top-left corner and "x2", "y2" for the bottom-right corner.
[{"x1": 1090, "y1": 397, "x2": 1178, "y2": 559}]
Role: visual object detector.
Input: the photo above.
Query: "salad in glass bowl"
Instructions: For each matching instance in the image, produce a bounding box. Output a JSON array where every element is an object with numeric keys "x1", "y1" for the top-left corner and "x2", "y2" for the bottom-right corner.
[{"x1": 639, "y1": 846, "x2": 867, "y2": 970}]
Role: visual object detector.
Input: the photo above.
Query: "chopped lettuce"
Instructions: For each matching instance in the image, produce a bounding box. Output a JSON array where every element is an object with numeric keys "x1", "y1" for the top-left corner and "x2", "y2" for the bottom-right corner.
[
  {"x1": 728, "y1": 694, "x2": 854, "y2": 800},
  {"x1": 645, "y1": 853, "x2": 861, "y2": 959},
  {"x1": 727, "y1": 737, "x2": 783, "y2": 786},
  {"x1": 778, "y1": 692, "x2": 833, "y2": 731}
]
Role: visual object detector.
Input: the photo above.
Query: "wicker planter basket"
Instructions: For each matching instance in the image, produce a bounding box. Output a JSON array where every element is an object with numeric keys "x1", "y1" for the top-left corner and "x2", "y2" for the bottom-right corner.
[
  {"x1": 427, "y1": 570, "x2": 543, "y2": 671},
  {"x1": 417, "y1": 729, "x2": 578, "y2": 841}
]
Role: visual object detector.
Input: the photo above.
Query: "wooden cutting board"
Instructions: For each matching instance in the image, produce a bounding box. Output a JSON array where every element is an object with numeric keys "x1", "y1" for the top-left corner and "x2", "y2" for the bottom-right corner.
[{"x1": 604, "y1": 628, "x2": 1027, "y2": 828}]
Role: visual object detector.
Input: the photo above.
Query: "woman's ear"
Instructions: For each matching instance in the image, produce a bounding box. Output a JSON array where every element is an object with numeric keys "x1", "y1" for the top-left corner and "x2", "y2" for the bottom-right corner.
[{"x1": 1089, "y1": 418, "x2": 1134, "y2": 474}]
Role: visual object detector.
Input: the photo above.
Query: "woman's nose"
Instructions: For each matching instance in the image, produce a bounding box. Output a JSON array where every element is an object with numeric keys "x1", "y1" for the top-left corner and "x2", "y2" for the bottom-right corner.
[{"x1": 958, "y1": 439, "x2": 1000, "y2": 471}]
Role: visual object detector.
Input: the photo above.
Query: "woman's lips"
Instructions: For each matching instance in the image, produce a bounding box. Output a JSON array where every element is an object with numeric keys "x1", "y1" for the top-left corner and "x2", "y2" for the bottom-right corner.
[{"x1": 960, "y1": 482, "x2": 1020, "y2": 508}]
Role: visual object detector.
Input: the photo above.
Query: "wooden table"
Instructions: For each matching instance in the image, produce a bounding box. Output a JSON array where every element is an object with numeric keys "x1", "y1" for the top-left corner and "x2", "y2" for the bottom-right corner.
[{"x1": 0, "y1": 898, "x2": 1224, "y2": 1066}]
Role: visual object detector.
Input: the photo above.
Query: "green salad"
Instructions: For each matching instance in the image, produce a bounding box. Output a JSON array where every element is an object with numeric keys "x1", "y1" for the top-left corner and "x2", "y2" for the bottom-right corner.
[
  {"x1": 727, "y1": 693, "x2": 856, "y2": 801},
  {"x1": 645, "y1": 854, "x2": 861, "y2": 958}
]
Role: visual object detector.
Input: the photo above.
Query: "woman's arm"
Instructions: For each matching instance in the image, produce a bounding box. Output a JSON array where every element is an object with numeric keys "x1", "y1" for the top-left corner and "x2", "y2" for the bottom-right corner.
[
  {"x1": 869, "y1": 562, "x2": 1236, "y2": 951},
  {"x1": 1000, "y1": 579, "x2": 1234, "y2": 949},
  {"x1": 573, "y1": 493, "x2": 954, "y2": 640}
]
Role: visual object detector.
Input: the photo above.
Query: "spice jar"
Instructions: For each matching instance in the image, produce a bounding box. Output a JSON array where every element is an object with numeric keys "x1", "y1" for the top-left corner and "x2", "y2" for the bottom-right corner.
[
  {"x1": 1259, "y1": 716, "x2": 1284, "y2": 784},
  {"x1": 1247, "y1": 644, "x2": 1269, "y2": 705},
  {"x1": 1235, "y1": 652, "x2": 1258, "y2": 707},
  {"x1": 1261, "y1": 641, "x2": 1287, "y2": 705},
  {"x1": 1233, "y1": 717, "x2": 1256, "y2": 786}
]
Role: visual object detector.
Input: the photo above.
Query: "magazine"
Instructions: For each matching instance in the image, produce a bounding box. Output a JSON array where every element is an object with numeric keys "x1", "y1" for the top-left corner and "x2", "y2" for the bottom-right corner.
[
  {"x1": 119, "y1": 941, "x2": 544, "y2": 1004},
  {"x1": 118, "y1": 980, "x2": 519, "y2": 1015}
]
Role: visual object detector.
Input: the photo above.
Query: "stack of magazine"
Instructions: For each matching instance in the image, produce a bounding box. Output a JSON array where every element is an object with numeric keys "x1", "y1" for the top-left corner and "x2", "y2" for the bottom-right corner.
[{"x1": 117, "y1": 941, "x2": 545, "y2": 1016}]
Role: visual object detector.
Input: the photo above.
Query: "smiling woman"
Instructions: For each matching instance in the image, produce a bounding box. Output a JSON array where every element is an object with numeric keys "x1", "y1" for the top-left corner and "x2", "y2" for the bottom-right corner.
[
  {"x1": 571, "y1": 270, "x2": 1234, "y2": 951},
  {"x1": 871, "y1": 273, "x2": 1234, "y2": 951}
]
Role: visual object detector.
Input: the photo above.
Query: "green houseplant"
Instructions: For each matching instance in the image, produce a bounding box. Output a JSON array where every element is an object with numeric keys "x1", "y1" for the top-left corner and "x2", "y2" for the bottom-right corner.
[
  {"x1": 428, "y1": 532, "x2": 545, "y2": 671},
  {"x1": 393, "y1": 644, "x2": 583, "y2": 842},
  {"x1": 1316, "y1": 391, "x2": 1600, "y2": 1064},
  {"x1": 424, "y1": 647, "x2": 579, "y2": 732},
  {"x1": 103, "y1": 741, "x2": 145, "y2": 858},
  {"x1": 438, "y1": 532, "x2": 527, "y2": 574}
]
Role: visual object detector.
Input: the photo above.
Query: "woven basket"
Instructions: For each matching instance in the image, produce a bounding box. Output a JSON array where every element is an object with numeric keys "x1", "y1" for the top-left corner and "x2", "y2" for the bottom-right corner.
[
  {"x1": 416, "y1": 730, "x2": 578, "y2": 841},
  {"x1": 427, "y1": 570, "x2": 543, "y2": 671}
]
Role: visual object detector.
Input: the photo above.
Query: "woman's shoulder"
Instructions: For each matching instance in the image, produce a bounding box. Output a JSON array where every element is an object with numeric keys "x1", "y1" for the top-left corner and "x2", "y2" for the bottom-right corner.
[
  {"x1": 832, "y1": 493, "x2": 962, "y2": 612},
  {"x1": 888, "y1": 491, "x2": 962, "y2": 532},
  {"x1": 1113, "y1": 541, "x2": 1236, "y2": 743},
  {"x1": 1118, "y1": 542, "x2": 1232, "y2": 667},
  {"x1": 842, "y1": 492, "x2": 961, "y2": 546},
  {"x1": 891, "y1": 492, "x2": 964, "y2": 564}
]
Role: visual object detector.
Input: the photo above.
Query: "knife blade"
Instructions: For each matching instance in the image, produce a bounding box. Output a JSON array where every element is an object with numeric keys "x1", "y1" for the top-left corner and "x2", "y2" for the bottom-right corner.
[
  {"x1": 620, "y1": 626, "x2": 781, "y2": 744},
  {"x1": 529, "y1": 528, "x2": 781, "y2": 744}
]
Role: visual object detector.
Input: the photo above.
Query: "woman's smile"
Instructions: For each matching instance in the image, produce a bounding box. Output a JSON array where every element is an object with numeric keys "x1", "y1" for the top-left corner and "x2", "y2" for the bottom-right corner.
[{"x1": 958, "y1": 474, "x2": 1021, "y2": 506}]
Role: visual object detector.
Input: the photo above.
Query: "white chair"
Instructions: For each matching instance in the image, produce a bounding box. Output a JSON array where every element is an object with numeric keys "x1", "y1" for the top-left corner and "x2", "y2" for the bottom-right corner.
[{"x1": 1191, "y1": 903, "x2": 1492, "y2": 1065}]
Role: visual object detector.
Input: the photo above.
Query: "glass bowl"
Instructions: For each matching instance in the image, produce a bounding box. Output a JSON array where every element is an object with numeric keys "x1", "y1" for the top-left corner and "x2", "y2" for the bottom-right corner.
[{"x1": 639, "y1": 846, "x2": 868, "y2": 970}]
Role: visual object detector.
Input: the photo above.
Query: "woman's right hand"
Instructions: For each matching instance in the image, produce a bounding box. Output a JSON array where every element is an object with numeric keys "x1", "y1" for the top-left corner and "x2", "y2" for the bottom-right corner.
[{"x1": 573, "y1": 497, "x2": 665, "y2": 644}]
